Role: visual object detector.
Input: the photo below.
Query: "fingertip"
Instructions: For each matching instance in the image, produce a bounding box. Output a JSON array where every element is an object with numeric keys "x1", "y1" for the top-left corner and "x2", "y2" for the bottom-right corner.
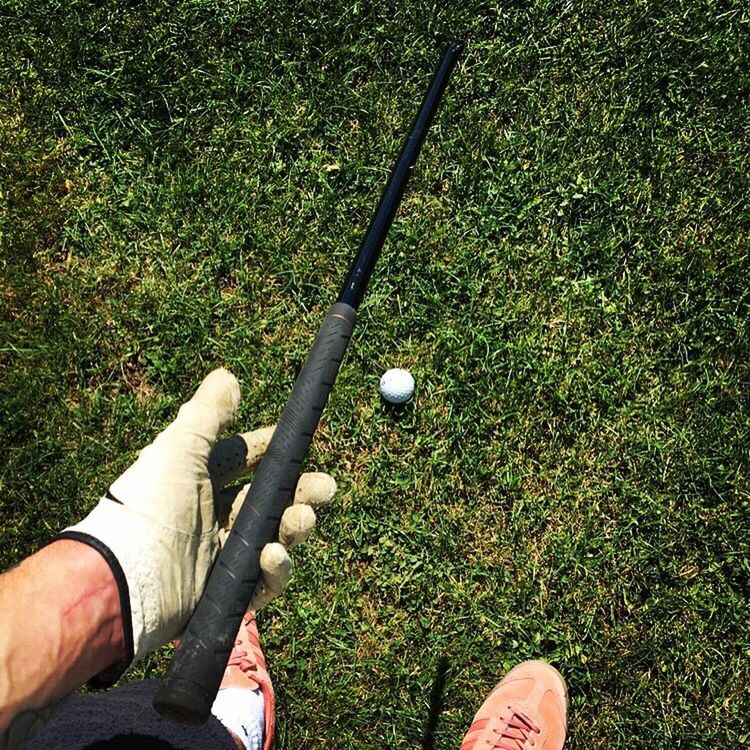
[
  {"x1": 184, "y1": 368, "x2": 241, "y2": 436},
  {"x1": 201, "y1": 367, "x2": 241, "y2": 408},
  {"x1": 295, "y1": 472, "x2": 337, "y2": 507},
  {"x1": 259, "y1": 541, "x2": 292, "y2": 575},
  {"x1": 279, "y1": 503, "x2": 316, "y2": 548}
]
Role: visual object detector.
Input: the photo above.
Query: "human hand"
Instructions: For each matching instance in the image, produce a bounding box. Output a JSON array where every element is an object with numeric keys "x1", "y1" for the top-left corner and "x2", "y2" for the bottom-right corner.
[
  {"x1": 210, "y1": 428, "x2": 336, "y2": 610},
  {"x1": 60, "y1": 368, "x2": 336, "y2": 683}
]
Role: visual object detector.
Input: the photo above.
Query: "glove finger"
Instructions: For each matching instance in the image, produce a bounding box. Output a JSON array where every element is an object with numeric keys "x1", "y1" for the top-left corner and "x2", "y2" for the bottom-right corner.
[
  {"x1": 217, "y1": 469, "x2": 334, "y2": 533},
  {"x1": 294, "y1": 472, "x2": 337, "y2": 508},
  {"x1": 214, "y1": 483, "x2": 246, "y2": 530},
  {"x1": 279, "y1": 504, "x2": 316, "y2": 548},
  {"x1": 161, "y1": 368, "x2": 241, "y2": 446},
  {"x1": 249, "y1": 542, "x2": 293, "y2": 610},
  {"x1": 208, "y1": 426, "x2": 275, "y2": 489}
]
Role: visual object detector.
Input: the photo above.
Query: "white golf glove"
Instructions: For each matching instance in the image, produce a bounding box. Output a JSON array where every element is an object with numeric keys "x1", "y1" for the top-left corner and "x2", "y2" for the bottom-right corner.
[{"x1": 59, "y1": 368, "x2": 336, "y2": 684}]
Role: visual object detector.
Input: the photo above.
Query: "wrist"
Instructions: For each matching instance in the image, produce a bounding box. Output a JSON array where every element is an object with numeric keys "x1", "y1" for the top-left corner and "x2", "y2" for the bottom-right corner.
[
  {"x1": 61, "y1": 496, "x2": 212, "y2": 663},
  {"x1": 0, "y1": 540, "x2": 126, "y2": 729},
  {"x1": 57, "y1": 538, "x2": 127, "y2": 667},
  {"x1": 54, "y1": 531, "x2": 134, "y2": 686}
]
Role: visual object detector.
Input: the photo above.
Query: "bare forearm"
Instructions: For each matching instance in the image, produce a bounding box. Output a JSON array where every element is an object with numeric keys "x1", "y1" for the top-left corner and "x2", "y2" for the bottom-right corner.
[{"x1": 0, "y1": 540, "x2": 125, "y2": 730}]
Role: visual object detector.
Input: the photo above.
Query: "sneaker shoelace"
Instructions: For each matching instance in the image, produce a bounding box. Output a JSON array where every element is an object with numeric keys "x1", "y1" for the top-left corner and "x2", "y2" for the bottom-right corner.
[
  {"x1": 461, "y1": 709, "x2": 541, "y2": 750},
  {"x1": 226, "y1": 617, "x2": 263, "y2": 674},
  {"x1": 492, "y1": 710, "x2": 540, "y2": 750},
  {"x1": 226, "y1": 645, "x2": 258, "y2": 673}
]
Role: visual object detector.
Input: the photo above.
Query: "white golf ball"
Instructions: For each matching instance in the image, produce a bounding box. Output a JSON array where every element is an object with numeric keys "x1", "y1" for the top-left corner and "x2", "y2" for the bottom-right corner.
[{"x1": 379, "y1": 368, "x2": 415, "y2": 404}]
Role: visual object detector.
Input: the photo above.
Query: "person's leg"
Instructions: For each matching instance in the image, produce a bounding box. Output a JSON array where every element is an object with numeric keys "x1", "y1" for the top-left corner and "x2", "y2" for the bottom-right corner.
[
  {"x1": 210, "y1": 613, "x2": 274, "y2": 750},
  {"x1": 459, "y1": 661, "x2": 567, "y2": 750},
  {"x1": 18, "y1": 613, "x2": 273, "y2": 750},
  {"x1": 18, "y1": 680, "x2": 240, "y2": 750}
]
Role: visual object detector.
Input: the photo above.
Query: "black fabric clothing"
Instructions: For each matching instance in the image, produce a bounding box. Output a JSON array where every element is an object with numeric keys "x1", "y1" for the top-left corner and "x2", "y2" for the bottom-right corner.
[{"x1": 22, "y1": 681, "x2": 236, "y2": 750}]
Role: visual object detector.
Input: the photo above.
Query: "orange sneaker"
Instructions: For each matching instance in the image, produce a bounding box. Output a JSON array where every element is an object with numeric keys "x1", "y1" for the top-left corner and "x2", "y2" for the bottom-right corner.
[
  {"x1": 217, "y1": 612, "x2": 275, "y2": 750},
  {"x1": 459, "y1": 661, "x2": 568, "y2": 750}
]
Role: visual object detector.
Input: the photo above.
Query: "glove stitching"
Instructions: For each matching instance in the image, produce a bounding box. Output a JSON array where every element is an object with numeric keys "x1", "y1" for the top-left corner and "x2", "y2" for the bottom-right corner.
[{"x1": 101, "y1": 492, "x2": 220, "y2": 540}]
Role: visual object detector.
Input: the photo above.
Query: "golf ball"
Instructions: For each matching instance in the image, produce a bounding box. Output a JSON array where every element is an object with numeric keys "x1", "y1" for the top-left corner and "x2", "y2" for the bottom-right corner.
[{"x1": 379, "y1": 368, "x2": 415, "y2": 404}]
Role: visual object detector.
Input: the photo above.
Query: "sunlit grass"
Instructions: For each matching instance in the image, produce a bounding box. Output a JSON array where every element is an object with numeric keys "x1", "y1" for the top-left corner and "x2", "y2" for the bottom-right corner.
[{"x1": 1, "y1": 2, "x2": 748, "y2": 747}]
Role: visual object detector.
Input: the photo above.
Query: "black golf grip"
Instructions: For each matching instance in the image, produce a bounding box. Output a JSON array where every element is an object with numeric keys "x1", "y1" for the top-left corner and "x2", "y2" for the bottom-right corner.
[{"x1": 153, "y1": 302, "x2": 356, "y2": 724}]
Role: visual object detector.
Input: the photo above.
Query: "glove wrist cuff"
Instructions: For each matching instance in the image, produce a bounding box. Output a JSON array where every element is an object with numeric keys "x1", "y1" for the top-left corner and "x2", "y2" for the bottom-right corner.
[{"x1": 53, "y1": 530, "x2": 134, "y2": 687}]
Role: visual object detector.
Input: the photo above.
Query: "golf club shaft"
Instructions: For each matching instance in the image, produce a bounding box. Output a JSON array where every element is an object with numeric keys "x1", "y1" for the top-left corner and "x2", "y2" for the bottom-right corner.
[
  {"x1": 339, "y1": 40, "x2": 463, "y2": 307},
  {"x1": 153, "y1": 41, "x2": 463, "y2": 725}
]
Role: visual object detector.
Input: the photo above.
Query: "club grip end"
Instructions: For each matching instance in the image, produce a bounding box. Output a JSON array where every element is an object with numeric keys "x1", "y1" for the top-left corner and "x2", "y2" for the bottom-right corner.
[{"x1": 153, "y1": 676, "x2": 213, "y2": 725}]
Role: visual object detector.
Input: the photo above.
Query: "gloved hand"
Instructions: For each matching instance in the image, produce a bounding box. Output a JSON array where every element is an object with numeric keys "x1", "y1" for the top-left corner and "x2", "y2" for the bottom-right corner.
[
  {"x1": 216, "y1": 471, "x2": 336, "y2": 610},
  {"x1": 59, "y1": 368, "x2": 335, "y2": 684}
]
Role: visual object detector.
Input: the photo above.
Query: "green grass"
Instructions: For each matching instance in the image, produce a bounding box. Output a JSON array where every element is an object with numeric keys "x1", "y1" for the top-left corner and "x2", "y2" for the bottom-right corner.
[{"x1": 1, "y1": 1, "x2": 749, "y2": 747}]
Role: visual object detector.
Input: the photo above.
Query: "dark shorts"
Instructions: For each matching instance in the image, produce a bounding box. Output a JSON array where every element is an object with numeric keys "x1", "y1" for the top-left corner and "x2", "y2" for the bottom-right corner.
[{"x1": 22, "y1": 680, "x2": 237, "y2": 750}]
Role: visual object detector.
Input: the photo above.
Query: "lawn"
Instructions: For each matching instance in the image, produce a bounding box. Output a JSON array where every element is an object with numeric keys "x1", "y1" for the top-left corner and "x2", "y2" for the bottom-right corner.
[{"x1": 1, "y1": 1, "x2": 749, "y2": 748}]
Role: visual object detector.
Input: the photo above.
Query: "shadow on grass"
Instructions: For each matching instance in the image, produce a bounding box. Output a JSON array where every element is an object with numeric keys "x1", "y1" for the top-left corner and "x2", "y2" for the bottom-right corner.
[{"x1": 421, "y1": 656, "x2": 450, "y2": 750}]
